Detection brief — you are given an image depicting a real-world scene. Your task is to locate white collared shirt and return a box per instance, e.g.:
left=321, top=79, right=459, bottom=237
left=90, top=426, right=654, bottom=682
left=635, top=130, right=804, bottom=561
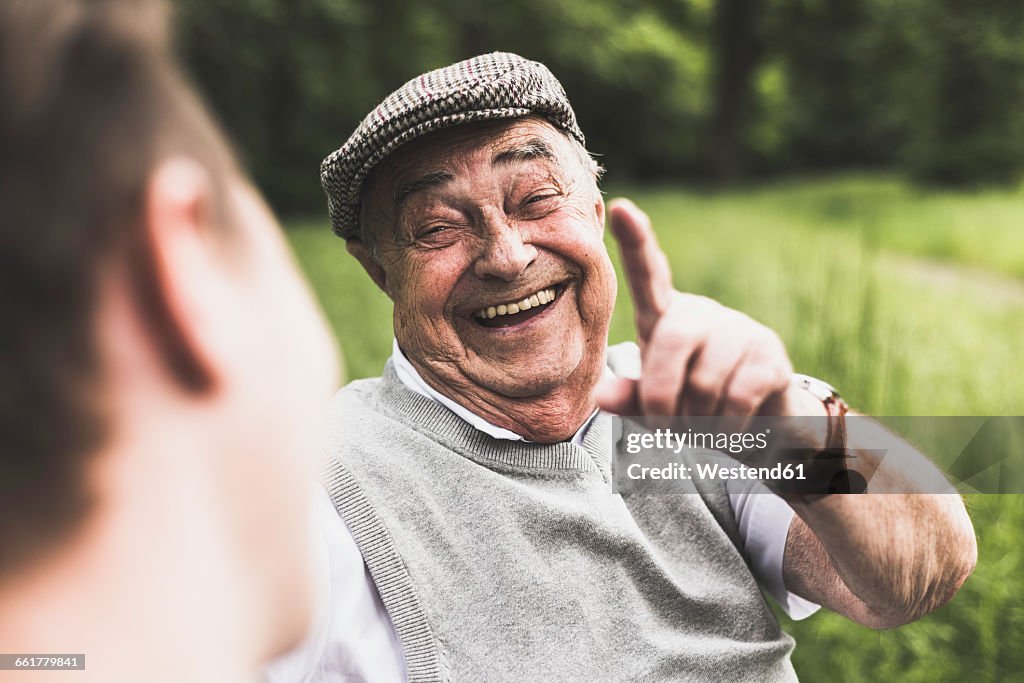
left=263, top=342, right=818, bottom=683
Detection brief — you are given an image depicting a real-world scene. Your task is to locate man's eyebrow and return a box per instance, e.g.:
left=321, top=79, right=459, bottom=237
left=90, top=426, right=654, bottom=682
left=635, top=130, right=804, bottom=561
left=394, top=170, right=455, bottom=205
left=492, top=138, right=556, bottom=166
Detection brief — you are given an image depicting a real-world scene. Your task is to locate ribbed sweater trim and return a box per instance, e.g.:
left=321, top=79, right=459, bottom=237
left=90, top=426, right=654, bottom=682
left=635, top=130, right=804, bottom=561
left=371, top=361, right=613, bottom=478
left=320, top=459, right=448, bottom=683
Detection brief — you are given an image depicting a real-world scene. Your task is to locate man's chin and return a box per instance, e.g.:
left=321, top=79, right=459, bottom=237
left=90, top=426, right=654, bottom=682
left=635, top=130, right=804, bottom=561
left=472, top=369, right=570, bottom=399
left=460, top=339, right=595, bottom=399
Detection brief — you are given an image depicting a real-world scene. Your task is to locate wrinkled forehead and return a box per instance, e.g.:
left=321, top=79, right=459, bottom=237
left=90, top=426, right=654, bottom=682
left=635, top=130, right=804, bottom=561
left=363, top=116, right=575, bottom=211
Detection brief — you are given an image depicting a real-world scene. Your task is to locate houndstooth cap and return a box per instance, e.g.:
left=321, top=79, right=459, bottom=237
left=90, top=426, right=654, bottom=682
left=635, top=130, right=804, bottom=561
left=320, top=52, right=585, bottom=241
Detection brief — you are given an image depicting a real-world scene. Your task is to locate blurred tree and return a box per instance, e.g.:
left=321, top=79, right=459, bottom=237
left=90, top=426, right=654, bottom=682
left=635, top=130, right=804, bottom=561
left=763, top=0, right=907, bottom=172
left=898, top=0, right=1024, bottom=185
left=708, top=0, right=764, bottom=182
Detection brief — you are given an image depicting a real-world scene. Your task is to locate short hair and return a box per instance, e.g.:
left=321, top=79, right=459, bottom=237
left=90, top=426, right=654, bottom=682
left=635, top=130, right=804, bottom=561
left=357, top=121, right=604, bottom=253
left=0, top=0, right=239, bottom=577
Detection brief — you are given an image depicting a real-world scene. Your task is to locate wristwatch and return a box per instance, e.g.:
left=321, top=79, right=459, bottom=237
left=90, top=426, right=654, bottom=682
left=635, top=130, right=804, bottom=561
left=792, top=373, right=848, bottom=453
left=785, top=374, right=864, bottom=499
left=793, top=373, right=840, bottom=404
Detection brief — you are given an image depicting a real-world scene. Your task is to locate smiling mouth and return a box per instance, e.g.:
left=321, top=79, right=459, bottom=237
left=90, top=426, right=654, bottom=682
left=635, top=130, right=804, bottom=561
left=474, top=284, right=563, bottom=328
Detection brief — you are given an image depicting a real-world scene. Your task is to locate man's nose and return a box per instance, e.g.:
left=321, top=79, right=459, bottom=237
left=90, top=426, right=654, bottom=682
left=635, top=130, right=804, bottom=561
left=473, top=219, right=537, bottom=281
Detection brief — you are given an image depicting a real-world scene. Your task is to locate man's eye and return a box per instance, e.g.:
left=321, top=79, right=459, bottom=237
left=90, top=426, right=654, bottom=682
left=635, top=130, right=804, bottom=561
left=420, top=225, right=449, bottom=237
left=526, top=193, right=558, bottom=205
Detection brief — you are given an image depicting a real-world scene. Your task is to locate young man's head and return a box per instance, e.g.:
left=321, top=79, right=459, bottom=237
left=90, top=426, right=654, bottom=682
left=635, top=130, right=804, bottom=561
left=0, top=0, right=339, bottom=675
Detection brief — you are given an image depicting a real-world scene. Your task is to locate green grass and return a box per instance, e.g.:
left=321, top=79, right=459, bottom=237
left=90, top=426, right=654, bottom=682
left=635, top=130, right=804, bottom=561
left=633, top=174, right=1024, bottom=279
left=288, top=174, right=1024, bottom=682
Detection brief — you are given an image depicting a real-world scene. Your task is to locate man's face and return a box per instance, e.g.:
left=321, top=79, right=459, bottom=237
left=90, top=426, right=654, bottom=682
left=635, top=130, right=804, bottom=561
left=212, top=178, right=340, bottom=653
left=362, top=117, right=616, bottom=436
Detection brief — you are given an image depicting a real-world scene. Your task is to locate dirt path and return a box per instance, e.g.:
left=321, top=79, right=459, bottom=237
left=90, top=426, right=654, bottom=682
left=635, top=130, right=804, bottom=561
left=878, top=251, right=1024, bottom=307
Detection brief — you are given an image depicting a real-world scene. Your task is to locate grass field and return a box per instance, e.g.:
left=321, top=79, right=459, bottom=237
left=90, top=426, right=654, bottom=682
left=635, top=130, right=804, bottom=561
left=288, top=174, right=1024, bottom=682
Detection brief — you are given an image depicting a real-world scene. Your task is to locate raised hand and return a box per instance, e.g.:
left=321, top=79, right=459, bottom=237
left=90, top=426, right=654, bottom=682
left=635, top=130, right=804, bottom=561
left=595, top=198, right=811, bottom=420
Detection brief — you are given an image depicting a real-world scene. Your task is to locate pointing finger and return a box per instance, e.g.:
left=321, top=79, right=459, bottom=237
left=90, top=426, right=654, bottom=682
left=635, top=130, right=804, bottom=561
left=608, top=198, right=673, bottom=340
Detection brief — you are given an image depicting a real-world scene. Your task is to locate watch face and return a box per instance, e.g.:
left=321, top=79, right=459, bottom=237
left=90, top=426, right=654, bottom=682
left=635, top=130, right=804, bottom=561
left=795, top=374, right=839, bottom=401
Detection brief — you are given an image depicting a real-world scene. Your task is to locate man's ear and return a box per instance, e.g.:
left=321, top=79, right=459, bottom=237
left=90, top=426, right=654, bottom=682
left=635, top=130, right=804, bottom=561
left=130, top=157, right=227, bottom=392
left=346, top=239, right=391, bottom=298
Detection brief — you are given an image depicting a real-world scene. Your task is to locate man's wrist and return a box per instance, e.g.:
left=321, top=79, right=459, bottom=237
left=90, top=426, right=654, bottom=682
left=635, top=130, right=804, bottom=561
left=774, top=374, right=860, bottom=502
left=792, top=374, right=849, bottom=453
left=776, top=376, right=829, bottom=451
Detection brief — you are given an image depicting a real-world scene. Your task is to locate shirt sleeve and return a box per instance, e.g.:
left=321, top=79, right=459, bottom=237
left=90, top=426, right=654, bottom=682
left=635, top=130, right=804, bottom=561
left=727, top=481, right=821, bottom=620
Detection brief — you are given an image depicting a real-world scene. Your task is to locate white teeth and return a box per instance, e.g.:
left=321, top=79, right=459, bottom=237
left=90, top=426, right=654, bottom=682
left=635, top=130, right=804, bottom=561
left=476, top=287, right=558, bottom=320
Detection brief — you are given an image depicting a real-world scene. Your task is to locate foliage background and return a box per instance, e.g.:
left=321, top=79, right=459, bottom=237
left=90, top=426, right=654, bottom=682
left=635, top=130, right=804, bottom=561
left=176, top=0, right=1024, bottom=214
left=173, top=2, right=1024, bottom=680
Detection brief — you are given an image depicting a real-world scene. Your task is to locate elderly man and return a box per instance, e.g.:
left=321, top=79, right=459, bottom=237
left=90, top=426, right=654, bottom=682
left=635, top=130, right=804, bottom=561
left=280, top=53, right=976, bottom=682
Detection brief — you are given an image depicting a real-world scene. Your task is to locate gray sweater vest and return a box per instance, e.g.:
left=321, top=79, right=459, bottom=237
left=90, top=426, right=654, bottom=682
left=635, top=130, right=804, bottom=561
left=322, top=363, right=798, bottom=682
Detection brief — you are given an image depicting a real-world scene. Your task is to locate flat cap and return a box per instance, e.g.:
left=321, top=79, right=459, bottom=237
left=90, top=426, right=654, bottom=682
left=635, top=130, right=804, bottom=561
left=320, top=52, right=585, bottom=240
